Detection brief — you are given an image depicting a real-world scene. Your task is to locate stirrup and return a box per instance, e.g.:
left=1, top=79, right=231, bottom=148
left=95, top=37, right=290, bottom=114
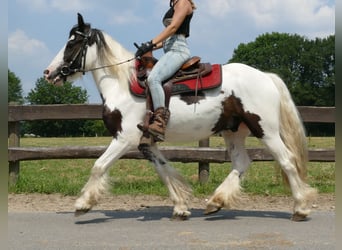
left=146, top=129, right=163, bottom=142
left=137, top=120, right=165, bottom=141
left=138, top=134, right=155, bottom=147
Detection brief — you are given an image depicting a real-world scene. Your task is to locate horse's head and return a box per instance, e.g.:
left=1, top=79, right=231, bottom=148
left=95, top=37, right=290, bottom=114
left=44, top=13, right=100, bottom=85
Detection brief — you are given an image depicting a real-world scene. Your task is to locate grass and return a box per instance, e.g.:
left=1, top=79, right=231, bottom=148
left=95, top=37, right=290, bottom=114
left=9, top=136, right=335, bottom=197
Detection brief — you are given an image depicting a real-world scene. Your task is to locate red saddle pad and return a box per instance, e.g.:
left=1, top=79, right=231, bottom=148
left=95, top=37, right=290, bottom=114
left=130, top=64, right=222, bottom=97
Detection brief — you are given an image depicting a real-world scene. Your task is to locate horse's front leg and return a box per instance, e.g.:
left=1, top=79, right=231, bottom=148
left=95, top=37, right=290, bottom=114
left=74, top=138, right=132, bottom=216
left=139, top=144, right=193, bottom=220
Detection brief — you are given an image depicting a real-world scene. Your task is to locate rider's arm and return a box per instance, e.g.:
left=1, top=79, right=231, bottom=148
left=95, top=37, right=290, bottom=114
left=151, top=0, right=192, bottom=47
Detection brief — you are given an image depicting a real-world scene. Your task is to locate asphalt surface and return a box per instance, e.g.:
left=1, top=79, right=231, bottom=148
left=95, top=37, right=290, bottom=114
left=9, top=207, right=335, bottom=250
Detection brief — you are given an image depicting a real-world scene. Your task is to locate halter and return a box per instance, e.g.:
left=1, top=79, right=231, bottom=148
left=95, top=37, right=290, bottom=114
left=59, top=28, right=135, bottom=80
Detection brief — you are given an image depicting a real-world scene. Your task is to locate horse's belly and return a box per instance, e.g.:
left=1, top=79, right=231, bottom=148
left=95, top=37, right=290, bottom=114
left=165, top=99, right=222, bottom=142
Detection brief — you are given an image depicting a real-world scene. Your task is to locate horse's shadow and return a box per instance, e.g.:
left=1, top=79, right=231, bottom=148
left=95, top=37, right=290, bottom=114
left=70, top=206, right=295, bottom=225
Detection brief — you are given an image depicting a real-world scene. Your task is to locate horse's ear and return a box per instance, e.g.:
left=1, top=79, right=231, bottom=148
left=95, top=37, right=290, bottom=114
left=77, top=13, right=85, bottom=29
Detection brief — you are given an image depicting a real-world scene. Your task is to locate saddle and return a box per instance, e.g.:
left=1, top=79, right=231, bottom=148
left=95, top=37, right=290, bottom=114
left=130, top=55, right=222, bottom=100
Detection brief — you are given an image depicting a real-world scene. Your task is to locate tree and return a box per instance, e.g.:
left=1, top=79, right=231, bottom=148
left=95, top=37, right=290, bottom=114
left=229, top=33, right=335, bottom=106
left=81, top=120, right=110, bottom=137
left=26, top=77, right=88, bottom=105
left=8, top=69, right=24, bottom=104
left=229, top=32, right=335, bottom=135
left=25, top=77, right=90, bottom=137
left=290, top=36, right=335, bottom=107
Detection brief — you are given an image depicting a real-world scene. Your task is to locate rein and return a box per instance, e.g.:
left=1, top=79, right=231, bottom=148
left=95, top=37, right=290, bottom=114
left=80, top=57, right=136, bottom=73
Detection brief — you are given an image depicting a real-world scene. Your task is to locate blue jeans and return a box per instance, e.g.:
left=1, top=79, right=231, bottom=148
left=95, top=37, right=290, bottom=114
left=147, top=34, right=191, bottom=109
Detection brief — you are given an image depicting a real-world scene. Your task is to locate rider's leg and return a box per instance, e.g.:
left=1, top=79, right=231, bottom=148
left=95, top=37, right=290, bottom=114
left=147, top=35, right=190, bottom=140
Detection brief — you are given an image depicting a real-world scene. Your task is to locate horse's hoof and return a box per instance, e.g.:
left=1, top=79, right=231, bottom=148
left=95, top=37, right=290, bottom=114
left=171, top=214, right=189, bottom=221
left=171, top=209, right=191, bottom=221
left=171, top=211, right=191, bottom=221
left=291, top=212, right=308, bottom=221
left=204, top=204, right=222, bottom=215
left=74, top=209, right=90, bottom=217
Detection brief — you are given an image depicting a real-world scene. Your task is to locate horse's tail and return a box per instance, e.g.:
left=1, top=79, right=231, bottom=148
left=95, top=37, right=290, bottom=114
left=267, top=73, right=308, bottom=183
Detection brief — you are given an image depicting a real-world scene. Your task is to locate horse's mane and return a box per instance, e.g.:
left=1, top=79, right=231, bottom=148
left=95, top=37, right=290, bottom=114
left=90, top=29, right=135, bottom=85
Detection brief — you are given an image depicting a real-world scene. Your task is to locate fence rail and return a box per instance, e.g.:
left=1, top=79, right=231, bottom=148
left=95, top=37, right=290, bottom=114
left=8, top=146, right=335, bottom=162
left=8, top=104, right=335, bottom=185
left=8, top=104, right=336, bottom=122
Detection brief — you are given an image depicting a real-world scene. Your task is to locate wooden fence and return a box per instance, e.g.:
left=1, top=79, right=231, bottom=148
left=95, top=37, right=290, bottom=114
left=8, top=104, right=335, bottom=185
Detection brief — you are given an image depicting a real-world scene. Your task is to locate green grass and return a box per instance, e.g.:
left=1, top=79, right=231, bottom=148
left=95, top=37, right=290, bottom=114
left=9, top=136, right=335, bottom=197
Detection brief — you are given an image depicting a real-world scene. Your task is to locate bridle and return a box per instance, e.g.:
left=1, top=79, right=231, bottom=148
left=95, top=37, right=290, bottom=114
left=59, top=30, right=91, bottom=80
left=58, top=28, right=136, bottom=81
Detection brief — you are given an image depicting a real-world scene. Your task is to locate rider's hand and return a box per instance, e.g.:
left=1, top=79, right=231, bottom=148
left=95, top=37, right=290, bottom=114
left=134, top=41, right=155, bottom=58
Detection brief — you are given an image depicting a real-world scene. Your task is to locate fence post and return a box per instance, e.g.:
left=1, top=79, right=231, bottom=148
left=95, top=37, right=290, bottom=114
left=8, top=121, right=20, bottom=186
left=198, top=138, right=210, bottom=183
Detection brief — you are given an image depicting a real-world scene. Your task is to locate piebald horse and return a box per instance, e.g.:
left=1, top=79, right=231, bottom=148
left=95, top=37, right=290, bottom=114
left=44, top=13, right=317, bottom=221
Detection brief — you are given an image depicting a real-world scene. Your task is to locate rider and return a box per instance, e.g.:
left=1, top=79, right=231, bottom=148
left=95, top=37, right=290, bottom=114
left=135, top=0, right=196, bottom=141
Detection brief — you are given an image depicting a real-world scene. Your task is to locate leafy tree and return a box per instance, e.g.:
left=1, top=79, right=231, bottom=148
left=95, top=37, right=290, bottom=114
left=229, top=32, right=335, bottom=135
left=8, top=69, right=24, bottom=104
left=26, top=77, right=88, bottom=104
left=81, top=120, right=110, bottom=137
left=229, top=33, right=335, bottom=106
left=25, top=77, right=90, bottom=137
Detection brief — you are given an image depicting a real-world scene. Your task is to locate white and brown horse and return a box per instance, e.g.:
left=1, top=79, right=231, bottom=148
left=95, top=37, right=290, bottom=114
left=44, top=13, right=316, bottom=220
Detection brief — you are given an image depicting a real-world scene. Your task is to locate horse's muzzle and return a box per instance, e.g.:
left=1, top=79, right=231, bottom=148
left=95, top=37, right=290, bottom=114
left=43, top=68, right=63, bottom=85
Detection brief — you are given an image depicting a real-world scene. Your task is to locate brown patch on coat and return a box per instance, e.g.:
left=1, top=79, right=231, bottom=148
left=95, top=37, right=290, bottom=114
left=179, top=92, right=206, bottom=105
left=212, top=94, right=264, bottom=138
left=102, top=105, right=123, bottom=138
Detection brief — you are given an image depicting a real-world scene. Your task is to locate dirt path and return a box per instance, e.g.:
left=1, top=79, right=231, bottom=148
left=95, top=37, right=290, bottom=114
left=8, top=193, right=335, bottom=213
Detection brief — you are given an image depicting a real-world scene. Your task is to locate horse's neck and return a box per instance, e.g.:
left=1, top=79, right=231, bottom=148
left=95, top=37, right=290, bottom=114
left=92, top=33, right=136, bottom=105
left=92, top=68, right=130, bottom=104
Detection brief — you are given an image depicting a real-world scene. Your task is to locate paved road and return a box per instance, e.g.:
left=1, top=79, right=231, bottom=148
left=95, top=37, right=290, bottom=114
left=9, top=207, right=335, bottom=250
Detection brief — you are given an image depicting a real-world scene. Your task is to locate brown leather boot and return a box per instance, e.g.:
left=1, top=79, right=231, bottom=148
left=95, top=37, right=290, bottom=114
left=148, top=107, right=170, bottom=141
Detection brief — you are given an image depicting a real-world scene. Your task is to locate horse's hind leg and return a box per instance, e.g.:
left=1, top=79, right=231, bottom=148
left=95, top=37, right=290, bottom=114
left=205, top=125, right=251, bottom=214
left=261, top=135, right=317, bottom=221
left=139, top=144, right=192, bottom=220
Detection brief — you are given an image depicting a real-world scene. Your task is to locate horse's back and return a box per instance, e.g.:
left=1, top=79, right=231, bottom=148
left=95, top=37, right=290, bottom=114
left=222, top=62, right=275, bottom=88
left=221, top=63, right=281, bottom=107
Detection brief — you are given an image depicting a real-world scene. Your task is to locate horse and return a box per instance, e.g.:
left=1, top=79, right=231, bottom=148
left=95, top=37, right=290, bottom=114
left=44, top=13, right=317, bottom=221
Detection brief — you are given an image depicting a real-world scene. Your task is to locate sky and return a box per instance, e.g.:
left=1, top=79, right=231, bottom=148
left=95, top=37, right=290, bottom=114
left=8, top=0, right=335, bottom=103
